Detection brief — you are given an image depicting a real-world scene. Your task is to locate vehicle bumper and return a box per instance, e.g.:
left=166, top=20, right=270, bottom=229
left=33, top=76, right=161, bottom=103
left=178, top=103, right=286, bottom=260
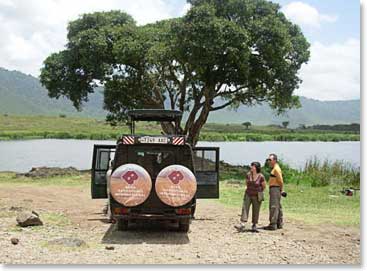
left=113, top=213, right=191, bottom=221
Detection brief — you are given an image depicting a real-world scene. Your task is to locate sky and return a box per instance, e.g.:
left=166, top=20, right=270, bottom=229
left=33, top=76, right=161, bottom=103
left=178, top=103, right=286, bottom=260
left=0, top=0, right=360, bottom=101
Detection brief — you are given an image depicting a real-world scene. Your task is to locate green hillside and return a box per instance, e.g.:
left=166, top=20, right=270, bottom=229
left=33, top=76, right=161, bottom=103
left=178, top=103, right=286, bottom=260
left=0, top=67, right=360, bottom=126
left=0, top=68, right=107, bottom=118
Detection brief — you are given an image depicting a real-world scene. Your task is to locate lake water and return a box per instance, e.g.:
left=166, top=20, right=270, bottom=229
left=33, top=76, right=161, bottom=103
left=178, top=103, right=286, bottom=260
left=0, top=139, right=360, bottom=172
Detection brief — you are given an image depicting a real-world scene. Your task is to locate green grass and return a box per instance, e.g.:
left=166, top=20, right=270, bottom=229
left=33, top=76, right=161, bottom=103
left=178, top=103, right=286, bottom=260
left=42, top=212, right=72, bottom=227
left=302, top=157, right=360, bottom=187
left=0, top=114, right=360, bottom=141
left=220, top=159, right=360, bottom=227
left=219, top=182, right=360, bottom=227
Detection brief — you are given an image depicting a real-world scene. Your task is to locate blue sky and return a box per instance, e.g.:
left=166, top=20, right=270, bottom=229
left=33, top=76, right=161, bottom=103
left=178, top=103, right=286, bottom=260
left=275, top=0, right=360, bottom=43
left=0, top=0, right=360, bottom=101
left=168, top=0, right=360, bottom=43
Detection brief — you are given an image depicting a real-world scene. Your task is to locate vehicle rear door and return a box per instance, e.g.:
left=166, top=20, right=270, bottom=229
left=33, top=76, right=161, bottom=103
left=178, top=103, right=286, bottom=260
left=91, top=145, right=116, bottom=199
left=192, top=147, right=220, bottom=198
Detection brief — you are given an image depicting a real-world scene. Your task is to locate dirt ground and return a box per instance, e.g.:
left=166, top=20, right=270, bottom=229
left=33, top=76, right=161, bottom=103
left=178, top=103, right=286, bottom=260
left=0, top=184, right=360, bottom=265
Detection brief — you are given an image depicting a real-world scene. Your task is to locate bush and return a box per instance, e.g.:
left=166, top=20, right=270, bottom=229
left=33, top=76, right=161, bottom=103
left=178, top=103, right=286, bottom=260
left=302, top=158, right=360, bottom=187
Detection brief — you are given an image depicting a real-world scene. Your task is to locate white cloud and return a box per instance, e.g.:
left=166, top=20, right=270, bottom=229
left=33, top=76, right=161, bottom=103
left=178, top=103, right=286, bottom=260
left=180, top=3, right=191, bottom=16
left=0, top=0, right=176, bottom=76
left=296, top=39, right=360, bottom=101
left=281, top=1, right=338, bottom=28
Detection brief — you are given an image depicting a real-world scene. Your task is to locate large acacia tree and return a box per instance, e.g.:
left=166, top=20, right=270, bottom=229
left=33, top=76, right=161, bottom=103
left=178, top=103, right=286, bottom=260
left=40, top=0, right=310, bottom=145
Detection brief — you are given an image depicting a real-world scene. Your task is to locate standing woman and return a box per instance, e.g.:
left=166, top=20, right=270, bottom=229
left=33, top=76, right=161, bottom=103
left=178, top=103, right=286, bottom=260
left=235, top=162, right=266, bottom=232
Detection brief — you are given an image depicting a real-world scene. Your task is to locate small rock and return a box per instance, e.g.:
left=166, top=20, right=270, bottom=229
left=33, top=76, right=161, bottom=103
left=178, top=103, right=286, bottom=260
left=105, top=246, right=115, bottom=250
left=281, top=232, right=284, bottom=236
left=48, top=238, right=86, bottom=248
left=10, top=238, right=19, bottom=245
left=16, top=211, right=43, bottom=227
left=196, top=254, right=201, bottom=258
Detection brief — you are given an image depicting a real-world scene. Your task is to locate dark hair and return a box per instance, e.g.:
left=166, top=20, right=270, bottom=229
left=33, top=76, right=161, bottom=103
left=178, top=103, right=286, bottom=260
left=250, top=162, right=261, bottom=173
left=269, top=154, right=278, bottom=162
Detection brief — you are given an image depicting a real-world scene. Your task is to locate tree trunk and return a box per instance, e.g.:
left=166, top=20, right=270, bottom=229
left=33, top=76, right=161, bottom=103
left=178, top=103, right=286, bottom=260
left=187, top=104, right=210, bottom=146
left=160, top=122, right=176, bottom=135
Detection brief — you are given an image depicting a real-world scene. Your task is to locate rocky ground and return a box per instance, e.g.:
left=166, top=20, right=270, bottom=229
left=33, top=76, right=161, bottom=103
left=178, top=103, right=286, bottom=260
left=0, top=184, right=360, bottom=264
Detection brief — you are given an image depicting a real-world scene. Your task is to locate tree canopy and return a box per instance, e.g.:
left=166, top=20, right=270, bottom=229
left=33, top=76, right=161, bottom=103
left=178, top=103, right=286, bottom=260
left=40, top=0, right=310, bottom=145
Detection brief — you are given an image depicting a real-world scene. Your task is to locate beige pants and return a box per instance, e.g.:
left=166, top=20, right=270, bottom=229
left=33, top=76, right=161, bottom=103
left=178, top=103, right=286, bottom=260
left=269, top=186, right=283, bottom=226
left=240, top=194, right=261, bottom=224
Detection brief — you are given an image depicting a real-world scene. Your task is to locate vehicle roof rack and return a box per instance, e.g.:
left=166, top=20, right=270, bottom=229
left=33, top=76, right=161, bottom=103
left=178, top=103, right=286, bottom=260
left=128, top=109, right=182, bottom=122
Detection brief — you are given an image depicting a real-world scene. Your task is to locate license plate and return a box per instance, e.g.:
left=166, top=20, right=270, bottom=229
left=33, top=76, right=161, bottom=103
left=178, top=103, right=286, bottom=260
left=138, top=136, right=168, bottom=144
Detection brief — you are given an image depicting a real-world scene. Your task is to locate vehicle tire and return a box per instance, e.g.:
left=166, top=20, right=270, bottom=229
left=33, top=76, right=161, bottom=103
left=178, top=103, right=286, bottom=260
left=117, top=219, right=128, bottom=231
left=178, top=219, right=190, bottom=232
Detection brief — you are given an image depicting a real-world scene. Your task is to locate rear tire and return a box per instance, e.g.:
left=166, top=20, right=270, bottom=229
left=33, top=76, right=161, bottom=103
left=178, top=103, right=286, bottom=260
left=117, top=219, right=128, bottom=231
left=178, top=219, right=190, bottom=232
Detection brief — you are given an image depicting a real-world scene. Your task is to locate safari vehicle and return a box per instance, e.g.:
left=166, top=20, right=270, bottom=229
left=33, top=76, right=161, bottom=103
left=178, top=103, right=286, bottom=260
left=91, top=110, right=219, bottom=232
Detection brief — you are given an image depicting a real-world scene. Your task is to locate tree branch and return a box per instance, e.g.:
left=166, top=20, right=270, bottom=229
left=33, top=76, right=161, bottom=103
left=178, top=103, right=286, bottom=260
left=210, top=100, right=234, bottom=111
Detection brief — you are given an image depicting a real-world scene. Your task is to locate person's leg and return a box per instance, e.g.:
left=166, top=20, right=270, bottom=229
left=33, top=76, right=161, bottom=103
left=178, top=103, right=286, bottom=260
left=241, top=194, right=251, bottom=223
left=251, top=197, right=261, bottom=231
left=268, top=187, right=281, bottom=229
left=277, top=201, right=283, bottom=228
left=236, top=194, right=251, bottom=231
left=251, top=197, right=260, bottom=224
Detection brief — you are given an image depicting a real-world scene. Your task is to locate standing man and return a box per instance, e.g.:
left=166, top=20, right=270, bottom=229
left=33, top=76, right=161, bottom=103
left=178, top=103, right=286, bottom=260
left=265, top=154, right=283, bottom=230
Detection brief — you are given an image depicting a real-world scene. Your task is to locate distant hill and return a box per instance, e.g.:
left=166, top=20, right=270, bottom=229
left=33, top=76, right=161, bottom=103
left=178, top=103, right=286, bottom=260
left=0, top=67, right=360, bottom=126
left=207, top=97, right=360, bottom=127
left=0, top=67, right=107, bottom=118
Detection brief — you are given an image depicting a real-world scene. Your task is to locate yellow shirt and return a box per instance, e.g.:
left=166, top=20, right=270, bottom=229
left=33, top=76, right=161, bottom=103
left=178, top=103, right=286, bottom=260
left=269, top=163, right=283, bottom=189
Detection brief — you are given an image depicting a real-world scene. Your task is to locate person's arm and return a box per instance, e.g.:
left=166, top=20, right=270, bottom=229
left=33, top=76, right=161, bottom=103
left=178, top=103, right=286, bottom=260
left=274, top=168, right=283, bottom=191
left=261, top=175, right=266, bottom=190
left=245, top=173, right=250, bottom=187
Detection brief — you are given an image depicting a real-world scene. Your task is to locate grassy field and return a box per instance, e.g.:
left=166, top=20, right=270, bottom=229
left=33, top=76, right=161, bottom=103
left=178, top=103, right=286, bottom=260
left=220, top=182, right=360, bottom=227
left=0, top=114, right=360, bottom=141
left=219, top=158, right=360, bottom=227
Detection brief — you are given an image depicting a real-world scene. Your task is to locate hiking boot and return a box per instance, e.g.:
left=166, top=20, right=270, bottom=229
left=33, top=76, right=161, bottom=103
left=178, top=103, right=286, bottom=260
left=234, top=223, right=246, bottom=232
left=264, top=224, right=277, bottom=231
left=251, top=224, right=258, bottom=232
left=277, top=224, right=283, bottom=229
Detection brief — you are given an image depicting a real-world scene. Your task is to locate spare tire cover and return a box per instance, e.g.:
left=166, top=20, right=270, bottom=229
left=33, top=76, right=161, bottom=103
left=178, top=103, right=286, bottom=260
left=155, top=165, right=197, bottom=207
left=110, top=164, right=152, bottom=207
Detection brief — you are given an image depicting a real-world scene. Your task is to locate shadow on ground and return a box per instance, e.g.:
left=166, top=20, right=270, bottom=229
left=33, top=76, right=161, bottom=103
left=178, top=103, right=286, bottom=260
left=101, top=221, right=190, bottom=245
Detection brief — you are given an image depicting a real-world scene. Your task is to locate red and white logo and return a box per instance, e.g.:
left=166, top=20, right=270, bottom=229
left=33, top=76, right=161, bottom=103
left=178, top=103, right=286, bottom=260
left=172, top=137, right=184, bottom=145
left=168, top=171, right=184, bottom=184
left=123, top=136, right=135, bottom=145
left=122, top=171, right=139, bottom=184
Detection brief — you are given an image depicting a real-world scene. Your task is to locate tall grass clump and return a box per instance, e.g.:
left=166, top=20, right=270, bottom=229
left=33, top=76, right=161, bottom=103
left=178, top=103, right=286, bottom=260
left=302, top=157, right=360, bottom=187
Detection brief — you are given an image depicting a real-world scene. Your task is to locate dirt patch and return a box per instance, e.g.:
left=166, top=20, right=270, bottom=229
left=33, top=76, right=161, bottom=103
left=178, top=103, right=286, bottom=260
left=0, top=184, right=360, bottom=264
left=15, top=167, right=87, bottom=178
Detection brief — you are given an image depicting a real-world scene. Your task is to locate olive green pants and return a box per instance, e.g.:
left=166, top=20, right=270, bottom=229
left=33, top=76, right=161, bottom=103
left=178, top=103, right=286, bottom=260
left=269, top=186, right=283, bottom=227
left=240, top=194, right=261, bottom=224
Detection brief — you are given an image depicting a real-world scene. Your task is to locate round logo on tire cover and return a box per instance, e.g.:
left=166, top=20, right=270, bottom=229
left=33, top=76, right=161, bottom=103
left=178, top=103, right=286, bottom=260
left=110, top=164, right=152, bottom=207
left=155, top=165, right=197, bottom=207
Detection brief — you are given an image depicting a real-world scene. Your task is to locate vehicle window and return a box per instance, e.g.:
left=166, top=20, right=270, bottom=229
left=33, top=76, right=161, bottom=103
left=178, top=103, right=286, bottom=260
left=95, top=149, right=114, bottom=170
left=193, top=149, right=216, bottom=171
left=132, top=150, right=175, bottom=177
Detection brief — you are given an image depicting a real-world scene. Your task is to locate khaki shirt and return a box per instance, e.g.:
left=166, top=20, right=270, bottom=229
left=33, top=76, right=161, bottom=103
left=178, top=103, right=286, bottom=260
left=269, top=163, right=283, bottom=190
